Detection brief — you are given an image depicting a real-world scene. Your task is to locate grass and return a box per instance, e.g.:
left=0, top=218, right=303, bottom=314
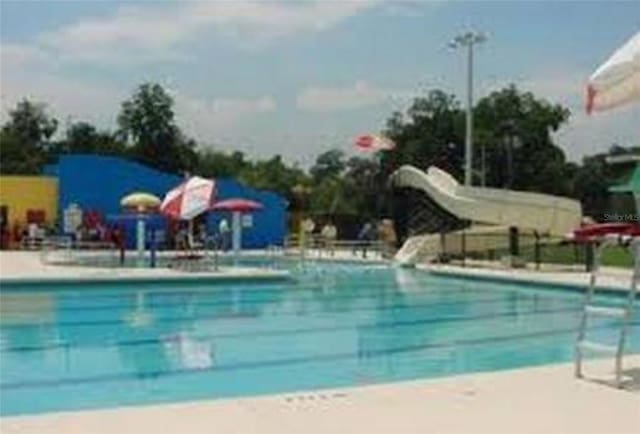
left=529, top=244, right=633, bottom=268
left=464, top=241, right=634, bottom=269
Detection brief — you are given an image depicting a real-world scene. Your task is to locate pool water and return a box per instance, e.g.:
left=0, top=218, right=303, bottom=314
left=1, top=261, right=638, bottom=415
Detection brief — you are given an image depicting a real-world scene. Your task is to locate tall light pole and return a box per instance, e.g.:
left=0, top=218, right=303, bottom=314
left=449, top=31, right=487, bottom=186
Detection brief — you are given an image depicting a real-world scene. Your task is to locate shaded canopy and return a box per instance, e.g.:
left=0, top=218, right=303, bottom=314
left=211, top=198, right=263, bottom=212
left=120, top=192, right=161, bottom=211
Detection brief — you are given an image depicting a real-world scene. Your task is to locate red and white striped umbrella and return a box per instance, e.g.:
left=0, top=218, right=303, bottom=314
left=354, top=134, right=396, bottom=152
left=160, top=176, right=216, bottom=220
left=586, top=31, right=640, bottom=114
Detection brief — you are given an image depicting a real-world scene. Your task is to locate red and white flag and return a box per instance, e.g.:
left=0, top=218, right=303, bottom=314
left=354, top=134, right=396, bottom=152
left=160, top=176, right=216, bottom=220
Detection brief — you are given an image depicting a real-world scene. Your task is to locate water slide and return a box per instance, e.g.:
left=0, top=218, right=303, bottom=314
left=390, top=165, right=582, bottom=265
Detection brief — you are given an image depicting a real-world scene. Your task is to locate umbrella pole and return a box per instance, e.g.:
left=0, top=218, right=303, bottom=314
left=136, top=216, right=145, bottom=265
left=232, top=211, right=241, bottom=255
left=188, top=219, right=194, bottom=249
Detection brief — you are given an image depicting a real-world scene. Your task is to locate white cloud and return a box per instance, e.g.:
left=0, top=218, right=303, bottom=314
left=297, top=80, right=411, bottom=112
left=175, top=93, right=277, bottom=141
left=31, top=1, right=378, bottom=64
left=381, top=0, right=437, bottom=17
left=554, top=105, right=640, bottom=159
left=512, top=72, right=640, bottom=159
left=0, top=43, right=50, bottom=70
left=0, top=72, right=277, bottom=146
left=0, top=74, right=123, bottom=129
left=479, top=70, right=639, bottom=160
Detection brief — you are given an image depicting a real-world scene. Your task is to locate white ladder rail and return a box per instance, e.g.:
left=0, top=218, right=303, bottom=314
left=574, top=236, right=639, bottom=387
left=615, top=239, right=639, bottom=382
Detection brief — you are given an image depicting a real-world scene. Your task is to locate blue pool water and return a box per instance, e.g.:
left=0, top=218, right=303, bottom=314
left=1, top=260, right=638, bottom=415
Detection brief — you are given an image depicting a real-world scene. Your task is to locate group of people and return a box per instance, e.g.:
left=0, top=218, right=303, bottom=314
left=299, top=217, right=397, bottom=258
left=356, top=219, right=397, bottom=258
left=173, top=218, right=232, bottom=251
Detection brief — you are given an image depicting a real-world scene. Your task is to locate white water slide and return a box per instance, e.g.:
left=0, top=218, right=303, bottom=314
left=391, top=165, right=582, bottom=265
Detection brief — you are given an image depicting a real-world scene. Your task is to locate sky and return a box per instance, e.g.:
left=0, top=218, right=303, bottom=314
left=1, top=0, right=638, bottom=167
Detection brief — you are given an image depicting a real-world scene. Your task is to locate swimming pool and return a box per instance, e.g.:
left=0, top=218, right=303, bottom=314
left=1, top=261, right=638, bottom=415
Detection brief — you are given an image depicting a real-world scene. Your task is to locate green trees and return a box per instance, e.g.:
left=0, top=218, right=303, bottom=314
left=0, top=100, right=58, bottom=174
left=239, top=156, right=309, bottom=200
left=382, top=90, right=465, bottom=179
left=0, top=82, right=636, bottom=226
left=53, top=122, right=126, bottom=156
left=307, top=149, right=380, bottom=218
left=382, top=85, right=575, bottom=197
left=197, top=151, right=309, bottom=202
left=117, top=83, right=197, bottom=173
left=197, top=150, right=249, bottom=178
left=473, top=85, right=572, bottom=195
left=310, top=149, right=347, bottom=183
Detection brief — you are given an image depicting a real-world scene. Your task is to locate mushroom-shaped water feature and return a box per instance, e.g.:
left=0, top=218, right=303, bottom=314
left=120, top=192, right=161, bottom=264
left=210, top=198, right=263, bottom=255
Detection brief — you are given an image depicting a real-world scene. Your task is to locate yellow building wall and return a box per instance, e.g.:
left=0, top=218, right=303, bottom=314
left=0, top=176, right=58, bottom=227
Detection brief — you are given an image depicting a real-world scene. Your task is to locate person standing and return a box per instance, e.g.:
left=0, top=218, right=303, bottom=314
left=218, top=218, right=230, bottom=251
left=380, top=219, right=397, bottom=259
left=357, top=222, right=374, bottom=258
left=321, top=221, right=338, bottom=256
left=299, top=218, right=315, bottom=257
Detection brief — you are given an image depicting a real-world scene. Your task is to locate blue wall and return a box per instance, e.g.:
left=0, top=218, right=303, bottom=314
left=44, top=155, right=287, bottom=248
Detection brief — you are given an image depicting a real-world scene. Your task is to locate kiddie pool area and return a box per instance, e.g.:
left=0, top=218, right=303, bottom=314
left=1, top=257, right=638, bottom=416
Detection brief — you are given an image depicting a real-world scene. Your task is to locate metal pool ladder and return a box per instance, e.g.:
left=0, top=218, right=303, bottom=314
left=575, top=236, right=639, bottom=387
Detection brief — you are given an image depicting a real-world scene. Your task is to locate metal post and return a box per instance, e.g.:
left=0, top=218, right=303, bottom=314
left=465, top=42, right=473, bottom=186
left=150, top=230, right=156, bottom=268
left=440, top=231, right=447, bottom=263
left=509, top=226, right=519, bottom=267
left=461, top=229, right=466, bottom=268
left=507, top=134, right=514, bottom=189
left=450, top=31, right=486, bottom=186
left=585, top=242, right=595, bottom=272
left=232, top=211, right=241, bottom=255
left=119, top=240, right=125, bottom=266
left=481, top=143, right=486, bottom=187
left=213, top=237, right=219, bottom=271
left=534, top=231, right=541, bottom=270
left=136, top=217, right=145, bottom=263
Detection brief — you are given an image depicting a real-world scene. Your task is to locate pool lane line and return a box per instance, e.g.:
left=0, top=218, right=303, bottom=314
left=0, top=289, right=583, bottom=333
left=0, top=281, right=503, bottom=313
left=0, top=267, right=392, bottom=296
left=2, top=321, right=637, bottom=391
left=0, top=277, right=570, bottom=316
left=0, top=304, right=590, bottom=354
left=0, top=274, right=488, bottom=305
left=2, top=270, right=600, bottom=315
left=1, top=266, right=585, bottom=304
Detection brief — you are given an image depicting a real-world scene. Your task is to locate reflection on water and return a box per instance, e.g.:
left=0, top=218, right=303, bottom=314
left=0, top=293, right=56, bottom=326
left=1, top=263, right=638, bottom=416
left=164, top=332, right=215, bottom=370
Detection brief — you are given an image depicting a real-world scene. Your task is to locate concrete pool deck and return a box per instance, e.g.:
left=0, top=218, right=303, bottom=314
left=423, top=262, right=635, bottom=293
left=0, top=251, right=290, bottom=284
left=1, top=250, right=636, bottom=293
left=1, top=357, right=639, bottom=434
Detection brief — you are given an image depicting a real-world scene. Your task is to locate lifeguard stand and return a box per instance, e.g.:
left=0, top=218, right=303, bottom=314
left=607, top=154, right=640, bottom=217
left=574, top=154, right=640, bottom=387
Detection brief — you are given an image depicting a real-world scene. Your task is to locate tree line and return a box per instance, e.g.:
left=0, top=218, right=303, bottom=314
left=0, top=82, right=636, bottom=222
